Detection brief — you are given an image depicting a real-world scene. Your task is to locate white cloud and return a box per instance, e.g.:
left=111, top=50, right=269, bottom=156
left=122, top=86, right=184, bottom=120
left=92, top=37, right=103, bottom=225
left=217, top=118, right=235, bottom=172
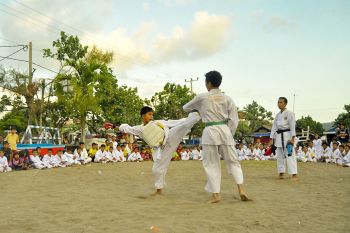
left=263, top=16, right=298, bottom=33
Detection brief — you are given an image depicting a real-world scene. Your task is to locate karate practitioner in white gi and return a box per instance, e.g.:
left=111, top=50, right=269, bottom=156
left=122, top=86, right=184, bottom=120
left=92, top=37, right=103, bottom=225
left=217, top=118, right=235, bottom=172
left=183, top=70, right=249, bottom=203
left=269, top=97, right=298, bottom=180
left=119, top=106, right=201, bottom=196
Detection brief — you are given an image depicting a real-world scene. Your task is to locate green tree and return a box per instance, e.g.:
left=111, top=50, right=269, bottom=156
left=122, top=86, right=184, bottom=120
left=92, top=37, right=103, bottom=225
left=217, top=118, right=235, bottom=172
left=243, top=101, right=273, bottom=131
left=147, top=83, right=203, bottom=138
left=334, top=104, right=350, bottom=127
left=296, top=116, right=324, bottom=135
left=44, top=31, right=115, bottom=142
left=0, top=109, right=27, bottom=133
left=0, top=66, right=40, bottom=125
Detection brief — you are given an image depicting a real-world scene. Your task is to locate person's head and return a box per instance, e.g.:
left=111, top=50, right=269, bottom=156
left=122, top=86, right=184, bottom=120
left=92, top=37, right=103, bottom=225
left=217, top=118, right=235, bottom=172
left=92, top=143, right=98, bottom=149
left=33, top=150, right=39, bottom=156
left=76, top=147, right=82, bottom=154
left=133, top=147, right=138, bottom=153
left=339, top=145, right=344, bottom=153
left=315, top=134, right=319, bottom=139
left=332, top=142, right=339, bottom=150
left=11, top=128, right=16, bottom=134
left=117, top=145, right=121, bottom=151
left=309, top=141, right=314, bottom=147
left=205, top=71, right=222, bottom=91
left=322, top=142, right=328, bottom=149
left=66, top=148, right=72, bottom=154
left=259, top=144, right=264, bottom=149
left=36, top=147, right=41, bottom=154
left=278, top=97, right=288, bottom=111
left=238, top=143, right=243, bottom=149
left=79, top=142, right=85, bottom=149
left=100, top=144, right=106, bottom=151
left=57, top=150, right=63, bottom=155
left=302, top=146, right=308, bottom=152
left=121, top=144, right=125, bottom=150
left=140, top=106, right=154, bottom=124
left=47, top=149, right=53, bottom=156
left=340, top=123, right=345, bottom=130
left=344, top=145, right=350, bottom=153
left=0, top=150, right=4, bottom=157
left=13, top=152, right=19, bottom=160
left=109, top=146, right=113, bottom=152
left=3, top=141, right=9, bottom=148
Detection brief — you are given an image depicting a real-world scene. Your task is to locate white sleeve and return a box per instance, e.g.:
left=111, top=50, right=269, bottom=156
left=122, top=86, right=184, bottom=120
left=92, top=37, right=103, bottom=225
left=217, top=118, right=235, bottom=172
left=270, top=118, right=277, bottom=139
left=227, top=97, right=239, bottom=136
left=162, top=118, right=187, bottom=128
left=119, top=124, right=142, bottom=137
left=183, top=95, right=201, bottom=112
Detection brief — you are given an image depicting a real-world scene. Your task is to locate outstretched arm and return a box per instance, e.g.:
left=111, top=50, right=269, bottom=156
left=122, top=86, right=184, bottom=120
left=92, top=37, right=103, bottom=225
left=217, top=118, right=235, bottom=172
left=119, top=124, right=142, bottom=137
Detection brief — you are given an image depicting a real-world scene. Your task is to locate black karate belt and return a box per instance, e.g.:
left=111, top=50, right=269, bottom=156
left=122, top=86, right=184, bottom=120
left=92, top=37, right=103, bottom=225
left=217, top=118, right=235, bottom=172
left=276, top=129, right=291, bottom=153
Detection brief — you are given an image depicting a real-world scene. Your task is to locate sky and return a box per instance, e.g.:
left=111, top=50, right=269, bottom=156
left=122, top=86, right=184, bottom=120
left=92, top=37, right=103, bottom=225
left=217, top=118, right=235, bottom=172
left=0, top=0, right=349, bottom=123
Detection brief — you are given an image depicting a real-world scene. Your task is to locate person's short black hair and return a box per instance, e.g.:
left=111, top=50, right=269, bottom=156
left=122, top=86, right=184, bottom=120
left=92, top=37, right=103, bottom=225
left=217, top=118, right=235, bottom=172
left=36, top=147, right=41, bottom=150
left=100, top=144, right=106, bottom=148
left=333, top=141, right=339, bottom=145
left=79, top=142, right=85, bottom=145
left=322, top=141, right=328, bottom=146
left=279, top=97, right=288, bottom=104
left=339, top=145, right=344, bottom=149
left=3, top=141, right=9, bottom=145
left=48, top=149, right=52, bottom=152
left=205, top=71, right=222, bottom=87
left=140, top=106, right=154, bottom=116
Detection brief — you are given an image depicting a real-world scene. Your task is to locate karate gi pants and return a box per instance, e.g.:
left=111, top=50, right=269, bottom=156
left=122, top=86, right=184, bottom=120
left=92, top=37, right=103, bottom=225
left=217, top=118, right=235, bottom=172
left=276, top=147, right=298, bottom=174
left=201, top=145, right=244, bottom=193
left=152, top=113, right=200, bottom=189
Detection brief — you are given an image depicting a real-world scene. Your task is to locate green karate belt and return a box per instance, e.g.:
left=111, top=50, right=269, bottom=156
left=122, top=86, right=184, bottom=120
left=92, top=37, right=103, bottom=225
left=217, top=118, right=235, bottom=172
left=204, top=120, right=228, bottom=127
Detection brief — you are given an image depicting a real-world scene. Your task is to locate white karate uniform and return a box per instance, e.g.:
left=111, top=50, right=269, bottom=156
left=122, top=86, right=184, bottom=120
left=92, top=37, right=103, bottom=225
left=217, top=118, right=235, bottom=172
left=237, top=148, right=247, bottom=161
left=30, top=155, right=47, bottom=169
left=342, top=151, right=350, bottom=167
left=51, top=154, right=66, bottom=167
left=192, top=149, right=200, bottom=160
left=244, top=148, right=254, bottom=160
left=297, top=151, right=312, bottom=162
left=120, top=112, right=201, bottom=189
left=75, top=148, right=92, bottom=164
left=329, top=148, right=341, bottom=163
left=0, top=156, right=12, bottom=172
left=317, top=147, right=331, bottom=162
left=183, top=89, right=244, bottom=193
left=42, top=154, right=54, bottom=168
left=270, top=109, right=298, bottom=175
left=94, top=149, right=108, bottom=163
left=116, top=150, right=126, bottom=162
left=181, top=151, right=190, bottom=161
left=128, top=152, right=143, bottom=162
left=313, top=139, right=323, bottom=159
left=59, top=153, right=71, bottom=166
left=65, top=152, right=81, bottom=165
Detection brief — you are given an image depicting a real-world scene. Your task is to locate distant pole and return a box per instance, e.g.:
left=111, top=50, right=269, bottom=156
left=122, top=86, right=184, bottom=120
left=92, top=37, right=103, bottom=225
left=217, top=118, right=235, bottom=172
left=185, top=77, right=199, bottom=92
left=292, top=94, right=296, bottom=113
left=28, top=42, right=32, bottom=84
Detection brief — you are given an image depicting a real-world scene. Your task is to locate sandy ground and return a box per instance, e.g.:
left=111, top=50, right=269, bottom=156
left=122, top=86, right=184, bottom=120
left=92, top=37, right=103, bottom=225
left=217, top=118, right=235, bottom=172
left=0, top=160, right=349, bottom=233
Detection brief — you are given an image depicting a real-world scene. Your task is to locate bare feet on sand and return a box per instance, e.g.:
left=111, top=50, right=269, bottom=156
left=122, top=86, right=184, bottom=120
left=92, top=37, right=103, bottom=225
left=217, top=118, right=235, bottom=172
left=207, top=193, right=221, bottom=204
left=150, top=189, right=162, bottom=196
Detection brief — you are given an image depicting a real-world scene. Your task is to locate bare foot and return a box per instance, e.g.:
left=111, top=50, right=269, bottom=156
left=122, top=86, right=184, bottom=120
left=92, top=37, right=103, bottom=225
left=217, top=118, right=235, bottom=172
left=150, top=189, right=162, bottom=196
left=240, top=193, right=251, bottom=201
left=291, top=175, right=299, bottom=181
left=279, top=173, right=285, bottom=179
left=207, top=193, right=221, bottom=204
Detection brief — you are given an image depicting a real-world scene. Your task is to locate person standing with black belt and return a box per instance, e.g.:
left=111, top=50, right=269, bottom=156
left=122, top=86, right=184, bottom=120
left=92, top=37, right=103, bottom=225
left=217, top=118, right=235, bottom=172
left=269, top=97, right=298, bottom=180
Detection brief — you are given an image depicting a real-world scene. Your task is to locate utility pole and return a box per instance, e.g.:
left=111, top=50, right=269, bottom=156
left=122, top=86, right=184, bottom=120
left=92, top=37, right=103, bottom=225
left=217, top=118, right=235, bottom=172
left=292, top=94, right=296, bottom=113
left=185, top=77, right=199, bottom=92
left=28, top=42, right=32, bottom=84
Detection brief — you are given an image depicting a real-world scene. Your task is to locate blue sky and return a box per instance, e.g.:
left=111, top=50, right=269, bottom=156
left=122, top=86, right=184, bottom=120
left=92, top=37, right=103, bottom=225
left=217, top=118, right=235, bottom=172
left=0, top=0, right=349, bottom=122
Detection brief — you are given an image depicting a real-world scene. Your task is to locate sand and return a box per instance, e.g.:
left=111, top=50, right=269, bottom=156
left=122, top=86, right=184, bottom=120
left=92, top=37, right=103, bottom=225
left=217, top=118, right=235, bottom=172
left=0, top=161, right=349, bottom=233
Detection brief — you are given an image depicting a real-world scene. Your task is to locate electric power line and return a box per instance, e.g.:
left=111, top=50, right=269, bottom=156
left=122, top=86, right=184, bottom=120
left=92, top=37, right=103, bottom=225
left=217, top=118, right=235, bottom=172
left=0, top=46, right=27, bottom=62
left=0, top=55, right=59, bottom=74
